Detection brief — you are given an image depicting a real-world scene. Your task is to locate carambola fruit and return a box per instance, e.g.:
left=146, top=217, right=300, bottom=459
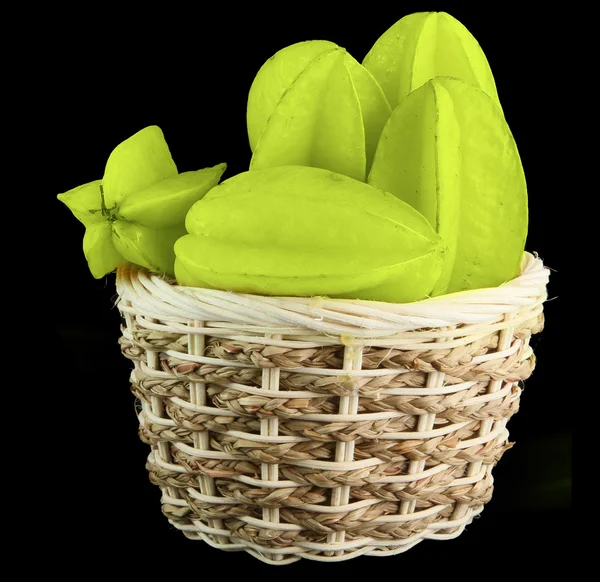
left=363, top=11, right=501, bottom=111
left=57, top=126, right=226, bottom=278
left=248, top=41, right=391, bottom=181
left=247, top=40, right=338, bottom=152
left=175, top=165, right=446, bottom=303
left=368, top=77, right=527, bottom=294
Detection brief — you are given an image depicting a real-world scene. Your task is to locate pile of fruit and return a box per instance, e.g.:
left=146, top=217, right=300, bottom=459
left=58, top=12, right=528, bottom=303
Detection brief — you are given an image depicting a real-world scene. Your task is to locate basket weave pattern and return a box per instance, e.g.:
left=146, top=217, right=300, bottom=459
left=116, top=253, right=548, bottom=564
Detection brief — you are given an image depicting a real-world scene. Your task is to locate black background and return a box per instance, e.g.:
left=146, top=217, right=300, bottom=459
left=46, top=2, right=568, bottom=574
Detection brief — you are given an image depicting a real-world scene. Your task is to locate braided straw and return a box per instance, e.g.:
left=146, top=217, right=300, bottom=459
left=116, top=252, right=549, bottom=564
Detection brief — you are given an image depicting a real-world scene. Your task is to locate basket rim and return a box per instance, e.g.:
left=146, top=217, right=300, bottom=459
left=115, top=251, right=549, bottom=338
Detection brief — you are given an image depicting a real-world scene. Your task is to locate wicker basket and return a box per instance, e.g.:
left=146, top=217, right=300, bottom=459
left=115, top=251, right=549, bottom=564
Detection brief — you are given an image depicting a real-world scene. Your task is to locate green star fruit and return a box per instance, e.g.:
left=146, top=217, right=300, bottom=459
left=103, top=125, right=178, bottom=208
left=112, top=221, right=187, bottom=276
left=363, top=12, right=501, bottom=111
left=248, top=41, right=391, bottom=180
left=57, top=180, right=105, bottom=226
left=57, top=125, right=227, bottom=279
left=368, top=77, right=527, bottom=295
left=83, top=222, right=125, bottom=279
left=176, top=166, right=446, bottom=303
left=247, top=40, right=338, bottom=152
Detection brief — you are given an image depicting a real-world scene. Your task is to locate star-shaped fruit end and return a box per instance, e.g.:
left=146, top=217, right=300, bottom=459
left=57, top=126, right=227, bottom=279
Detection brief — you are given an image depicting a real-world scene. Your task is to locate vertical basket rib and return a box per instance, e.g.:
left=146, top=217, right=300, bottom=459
left=116, top=253, right=549, bottom=564
left=325, top=341, right=363, bottom=556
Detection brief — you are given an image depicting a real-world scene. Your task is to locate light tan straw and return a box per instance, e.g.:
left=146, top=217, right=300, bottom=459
left=115, top=252, right=549, bottom=564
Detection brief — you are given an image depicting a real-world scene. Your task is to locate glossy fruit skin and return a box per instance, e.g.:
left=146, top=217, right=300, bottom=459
left=248, top=41, right=390, bottom=180
left=363, top=12, right=501, bottom=111
left=175, top=166, right=446, bottom=303
left=369, top=77, right=527, bottom=294
left=57, top=126, right=226, bottom=278
left=247, top=40, right=338, bottom=153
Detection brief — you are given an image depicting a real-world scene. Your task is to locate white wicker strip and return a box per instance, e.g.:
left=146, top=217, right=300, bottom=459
left=116, top=252, right=549, bottom=564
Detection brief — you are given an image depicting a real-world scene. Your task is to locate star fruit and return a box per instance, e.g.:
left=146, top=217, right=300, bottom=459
left=248, top=40, right=391, bottom=181
left=175, top=166, right=446, bottom=303
left=57, top=126, right=226, bottom=278
left=368, top=77, right=528, bottom=295
left=363, top=11, right=501, bottom=111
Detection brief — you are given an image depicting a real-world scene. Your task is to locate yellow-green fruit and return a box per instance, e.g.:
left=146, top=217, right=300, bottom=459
left=248, top=41, right=390, bottom=179
left=363, top=11, right=501, bottom=111
left=58, top=126, right=227, bottom=278
left=247, top=40, right=338, bottom=152
left=368, top=77, right=527, bottom=294
left=83, top=222, right=125, bottom=279
left=176, top=166, right=446, bottom=303
left=118, top=164, right=227, bottom=227
left=112, top=221, right=187, bottom=275
left=103, top=126, right=178, bottom=208
left=57, top=180, right=105, bottom=226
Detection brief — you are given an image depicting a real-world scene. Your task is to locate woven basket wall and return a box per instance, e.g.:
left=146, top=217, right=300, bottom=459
left=116, top=252, right=549, bottom=565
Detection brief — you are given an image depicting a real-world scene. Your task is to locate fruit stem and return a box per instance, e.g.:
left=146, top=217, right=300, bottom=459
left=99, top=184, right=118, bottom=222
